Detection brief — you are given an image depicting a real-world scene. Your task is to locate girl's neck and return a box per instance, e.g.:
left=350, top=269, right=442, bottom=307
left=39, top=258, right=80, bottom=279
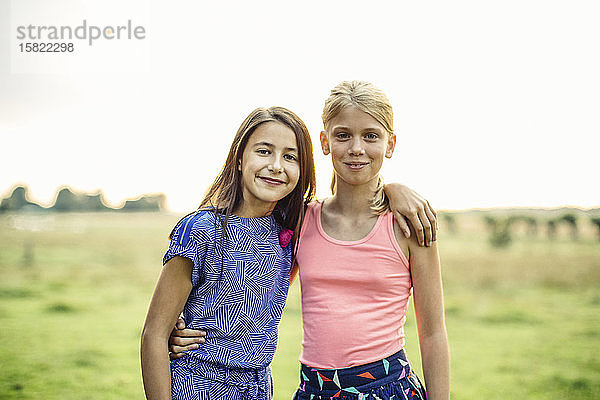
left=326, top=176, right=378, bottom=217
left=233, top=200, right=275, bottom=218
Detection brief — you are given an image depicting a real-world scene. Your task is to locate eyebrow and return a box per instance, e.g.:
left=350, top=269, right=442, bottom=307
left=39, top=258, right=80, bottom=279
left=331, top=125, right=383, bottom=133
left=253, top=141, right=298, bottom=152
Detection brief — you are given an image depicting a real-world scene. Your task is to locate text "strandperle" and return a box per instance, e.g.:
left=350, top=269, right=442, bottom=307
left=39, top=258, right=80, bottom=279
left=16, top=20, right=146, bottom=46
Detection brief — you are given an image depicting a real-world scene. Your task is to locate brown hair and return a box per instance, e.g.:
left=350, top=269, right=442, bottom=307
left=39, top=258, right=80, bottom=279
left=173, top=107, right=316, bottom=257
left=321, top=81, right=394, bottom=214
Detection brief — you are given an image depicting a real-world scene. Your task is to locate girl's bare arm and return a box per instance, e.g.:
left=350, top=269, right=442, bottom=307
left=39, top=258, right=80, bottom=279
left=140, top=256, right=194, bottom=400
left=409, top=240, right=450, bottom=400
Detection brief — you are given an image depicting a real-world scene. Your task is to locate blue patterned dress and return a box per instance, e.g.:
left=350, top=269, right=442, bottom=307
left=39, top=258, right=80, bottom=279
left=163, top=210, right=292, bottom=400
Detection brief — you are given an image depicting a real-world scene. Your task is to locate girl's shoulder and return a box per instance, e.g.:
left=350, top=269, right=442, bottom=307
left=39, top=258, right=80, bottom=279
left=171, top=209, right=218, bottom=247
left=305, top=201, right=319, bottom=211
left=175, top=209, right=218, bottom=229
left=303, top=201, right=323, bottom=220
left=306, top=199, right=327, bottom=211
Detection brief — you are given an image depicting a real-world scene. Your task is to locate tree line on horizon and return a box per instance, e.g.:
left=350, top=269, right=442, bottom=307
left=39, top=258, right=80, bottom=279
left=3, top=184, right=599, bottom=241
left=0, top=185, right=166, bottom=213
left=442, top=211, right=600, bottom=245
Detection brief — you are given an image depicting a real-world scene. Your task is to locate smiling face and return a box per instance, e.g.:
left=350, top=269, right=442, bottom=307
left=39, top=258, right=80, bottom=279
left=321, top=105, right=395, bottom=188
left=237, top=121, right=301, bottom=216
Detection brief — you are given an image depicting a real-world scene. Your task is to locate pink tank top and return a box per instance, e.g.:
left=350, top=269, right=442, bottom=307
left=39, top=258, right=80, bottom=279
left=297, top=202, right=412, bottom=368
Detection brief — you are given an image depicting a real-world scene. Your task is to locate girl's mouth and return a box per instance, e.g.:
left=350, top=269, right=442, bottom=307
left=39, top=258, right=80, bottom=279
left=258, top=176, right=286, bottom=185
left=344, top=162, right=369, bottom=170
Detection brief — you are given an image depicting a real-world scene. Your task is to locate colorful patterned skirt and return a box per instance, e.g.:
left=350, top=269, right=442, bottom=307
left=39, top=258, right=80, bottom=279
left=293, top=349, right=426, bottom=400
left=170, top=357, right=272, bottom=400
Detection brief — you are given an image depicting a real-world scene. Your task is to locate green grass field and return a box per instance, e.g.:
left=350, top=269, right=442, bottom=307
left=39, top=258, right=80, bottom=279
left=0, top=211, right=599, bottom=399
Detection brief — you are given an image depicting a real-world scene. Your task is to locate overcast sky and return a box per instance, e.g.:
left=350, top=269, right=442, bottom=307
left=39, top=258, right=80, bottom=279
left=1, top=0, right=599, bottom=212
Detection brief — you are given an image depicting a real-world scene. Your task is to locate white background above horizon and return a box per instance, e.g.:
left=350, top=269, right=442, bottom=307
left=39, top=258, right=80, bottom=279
left=1, top=0, right=599, bottom=212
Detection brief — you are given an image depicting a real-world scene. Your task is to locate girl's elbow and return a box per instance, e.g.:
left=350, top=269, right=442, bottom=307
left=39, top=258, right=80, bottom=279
left=420, top=329, right=449, bottom=348
left=418, top=320, right=448, bottom=341
left=140, top=324, right=166, bottom=349
left=140, top=327, right=153, bottom=352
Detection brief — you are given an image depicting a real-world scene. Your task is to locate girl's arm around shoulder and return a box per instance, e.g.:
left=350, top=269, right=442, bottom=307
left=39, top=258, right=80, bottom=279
left=384, top=182, right=438, bottom=247
left=140, top=256, right=194, bottom=400
left=395, top=224, right=450, bottom=400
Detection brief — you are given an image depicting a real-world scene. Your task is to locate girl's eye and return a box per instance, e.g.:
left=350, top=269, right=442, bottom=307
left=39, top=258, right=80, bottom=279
left=284, top=154, right=298, bottom=162
left=257, top=148, right=270, bottom=155
left=365, top=133, right=378, bottom=140
left=336, top=132, right=350, bottom=139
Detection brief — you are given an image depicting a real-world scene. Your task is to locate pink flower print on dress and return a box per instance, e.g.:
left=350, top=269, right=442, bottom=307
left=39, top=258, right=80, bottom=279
left=279, top=229, right=293, bottom=248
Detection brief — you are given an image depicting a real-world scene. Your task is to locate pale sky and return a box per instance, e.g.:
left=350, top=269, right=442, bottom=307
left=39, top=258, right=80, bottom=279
left=1, top=0, right=599, bottom=212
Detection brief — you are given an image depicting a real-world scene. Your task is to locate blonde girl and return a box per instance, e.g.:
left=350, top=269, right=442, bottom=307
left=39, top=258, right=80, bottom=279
left=292, top=81, right=450, bottom=400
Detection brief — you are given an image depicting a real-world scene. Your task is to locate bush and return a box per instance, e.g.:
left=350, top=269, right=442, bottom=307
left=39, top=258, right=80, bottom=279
left=484, top=215, right=512, bottom=248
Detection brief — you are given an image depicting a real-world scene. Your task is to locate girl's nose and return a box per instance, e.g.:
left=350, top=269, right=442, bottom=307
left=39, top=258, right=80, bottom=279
left=268, top=156, right=283, bottom=173
left=349, top=138, right=365, bottom=155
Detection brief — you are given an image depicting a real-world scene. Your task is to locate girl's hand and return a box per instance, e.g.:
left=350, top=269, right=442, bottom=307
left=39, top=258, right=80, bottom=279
left=384, top=183, right=438, bottom=247
left=168, top=317, right=207, bottom=359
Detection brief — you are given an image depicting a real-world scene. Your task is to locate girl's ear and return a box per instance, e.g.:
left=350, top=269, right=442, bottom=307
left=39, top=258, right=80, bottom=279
left=319, top=131, right=330, bottom=155
left=385, top=133, right=396, bottom=158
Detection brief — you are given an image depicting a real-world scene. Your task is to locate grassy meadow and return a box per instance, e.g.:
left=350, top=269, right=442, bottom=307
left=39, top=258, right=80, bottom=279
left=0, top=210, right=599, bottom=399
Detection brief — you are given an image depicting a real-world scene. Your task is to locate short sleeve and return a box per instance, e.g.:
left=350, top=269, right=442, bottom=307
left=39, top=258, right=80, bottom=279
left=162, top=213, right=209, bottom=287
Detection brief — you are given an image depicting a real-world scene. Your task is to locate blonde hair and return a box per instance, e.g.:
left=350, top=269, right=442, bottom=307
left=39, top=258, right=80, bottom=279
left=321, top=81, right=394, bottom=215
